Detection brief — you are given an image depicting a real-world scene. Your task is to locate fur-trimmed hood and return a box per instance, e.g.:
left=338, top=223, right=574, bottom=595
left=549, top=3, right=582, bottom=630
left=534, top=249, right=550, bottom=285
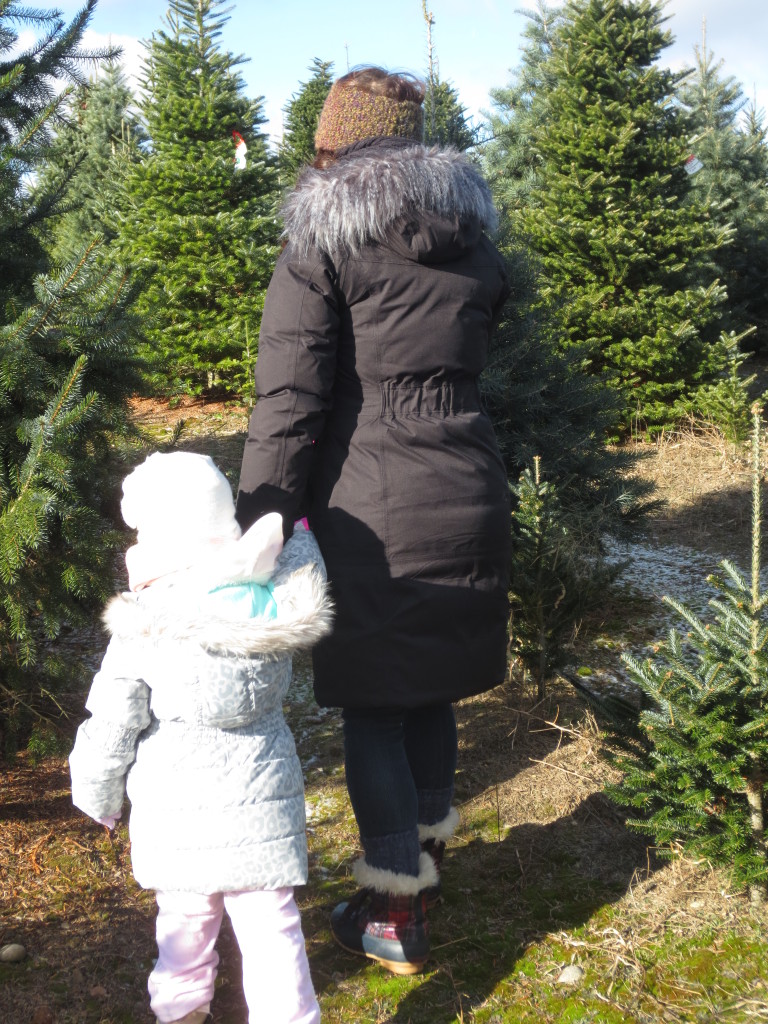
left=103, top=563, right=333, bottom=657
left=282, top=138, right=499, bottom=257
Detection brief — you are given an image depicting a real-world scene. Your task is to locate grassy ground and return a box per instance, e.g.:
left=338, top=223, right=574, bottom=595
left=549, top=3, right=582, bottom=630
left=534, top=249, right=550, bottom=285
left=1, top=399, right=767, bottom=1023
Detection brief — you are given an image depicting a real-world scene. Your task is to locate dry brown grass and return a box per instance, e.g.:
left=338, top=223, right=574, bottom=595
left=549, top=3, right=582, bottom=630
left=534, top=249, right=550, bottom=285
left=628, top=422, right=754, bottom=558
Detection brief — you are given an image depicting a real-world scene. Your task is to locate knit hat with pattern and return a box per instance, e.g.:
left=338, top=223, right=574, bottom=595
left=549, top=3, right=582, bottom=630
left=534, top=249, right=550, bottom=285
left=314, top=80, right=424, bottom=152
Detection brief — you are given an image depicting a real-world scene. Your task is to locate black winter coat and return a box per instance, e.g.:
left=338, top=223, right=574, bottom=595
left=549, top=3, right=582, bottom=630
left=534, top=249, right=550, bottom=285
left=236, top=137, right=511, bottom=709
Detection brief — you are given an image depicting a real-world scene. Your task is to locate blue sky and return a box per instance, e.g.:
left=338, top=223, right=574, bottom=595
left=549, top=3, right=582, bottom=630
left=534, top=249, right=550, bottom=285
left=40, top=1, right=768, bottom=146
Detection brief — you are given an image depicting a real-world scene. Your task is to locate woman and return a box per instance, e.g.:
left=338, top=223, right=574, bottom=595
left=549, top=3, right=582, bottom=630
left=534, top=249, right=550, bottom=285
left=236, top=66, right=511, bottom=975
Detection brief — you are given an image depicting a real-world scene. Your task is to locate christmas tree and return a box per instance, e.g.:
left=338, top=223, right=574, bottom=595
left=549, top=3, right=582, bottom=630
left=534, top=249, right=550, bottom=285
left=424, top=78, right=476, bottom=151
left=609, top=402, right=768, bottom=900
left=481, top=80, right=657, bottom=549
left=116, top=0, right=279, bottom=397
left=482, top=0, right=561, bottom=234
left=0, top=2, right=112, bottom=307
left=482, top=249, right=657, bottom=690
left=37, top=62, right=145, bottom=262
left=278, top=58, right=333, bottom=187
left=0, top=2, right=142, bottom=751
left=420, top=1, right=475, bottom=150
left=497, top=0, right=732, bottom=431
left=508, top=456, right=619, bottom=698
left=677, top=40, right=768, bottom=354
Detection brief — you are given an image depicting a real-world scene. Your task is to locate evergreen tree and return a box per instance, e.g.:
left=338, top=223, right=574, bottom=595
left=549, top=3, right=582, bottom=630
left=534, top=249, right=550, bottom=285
left=0, top=1, right=110, bottom=307
left=419, top=1, right=475, bottom=151
left=483, top=310, right=653, bottom=527
left=423, top=78, right=476, bottom=150
left=278, top=57, right=333, bottom=186
left=482, top=3, right=564, bottom=241
left=677, top=46, right=768, bottom=353
left=693, top=330, right=757, bottom=443
left=117, top=0, right=279, bottom=397
left=508, top=456, right=619, bottom=699
left=0, top=2, right=142, bottom=751
left=481, top=245, right=656, bottom=686
left=740, top=100, right=768, bottom=352
left=480, top=158, right=656, bottom=538
left=511, top=0, right=732, bottom=430
left=608, top=403, right=768, bottom=901
left=483, top=297, right=656, bottom=584
left=37, top=63, right=145, bottom=262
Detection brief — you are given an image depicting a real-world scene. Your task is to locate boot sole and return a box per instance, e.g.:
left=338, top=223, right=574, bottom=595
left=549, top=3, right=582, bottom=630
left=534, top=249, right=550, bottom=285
left=331, top=932, right=428, bottom=976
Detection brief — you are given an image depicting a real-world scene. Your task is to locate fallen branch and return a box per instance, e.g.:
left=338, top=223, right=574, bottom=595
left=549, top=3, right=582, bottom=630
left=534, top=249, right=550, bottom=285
left=27, top=832, right=54, bottom=875
left=528, top=757, right=596, bottom=783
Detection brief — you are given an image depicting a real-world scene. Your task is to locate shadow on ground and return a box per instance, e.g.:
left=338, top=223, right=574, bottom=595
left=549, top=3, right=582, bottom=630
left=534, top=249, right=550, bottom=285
left=300, top=682, right=658, bottom=1024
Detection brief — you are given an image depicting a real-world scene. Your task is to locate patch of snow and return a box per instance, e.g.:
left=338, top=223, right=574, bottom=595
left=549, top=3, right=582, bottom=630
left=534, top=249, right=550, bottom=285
left=573, top=537, right=758, bottom=703
left=605, top=537, right=732, bottom=613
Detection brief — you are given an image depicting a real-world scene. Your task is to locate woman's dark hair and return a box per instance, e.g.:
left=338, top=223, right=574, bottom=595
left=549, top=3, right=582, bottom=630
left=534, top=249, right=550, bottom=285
left=335, top=66, right=426, bottom=104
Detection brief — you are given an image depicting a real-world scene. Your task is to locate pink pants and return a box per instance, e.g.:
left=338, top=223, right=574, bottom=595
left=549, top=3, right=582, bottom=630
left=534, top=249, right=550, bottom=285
left=149, top=887, right=321, bottom=1024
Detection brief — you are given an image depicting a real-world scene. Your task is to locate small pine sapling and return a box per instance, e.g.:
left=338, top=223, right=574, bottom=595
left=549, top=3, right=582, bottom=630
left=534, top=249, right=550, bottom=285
left=509, top=456, right=612, bottom=699
left=608, top=403, right=768, bottom=901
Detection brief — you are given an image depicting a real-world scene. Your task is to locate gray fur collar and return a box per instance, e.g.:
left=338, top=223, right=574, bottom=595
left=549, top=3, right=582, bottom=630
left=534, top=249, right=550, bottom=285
left=103, top=565, right=333, bottom=657
left=282, top=143, right=499, bottom=256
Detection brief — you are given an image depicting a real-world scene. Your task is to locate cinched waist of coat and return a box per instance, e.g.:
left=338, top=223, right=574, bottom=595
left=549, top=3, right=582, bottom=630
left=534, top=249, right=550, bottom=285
left=334, top=379, right=484, bottom=417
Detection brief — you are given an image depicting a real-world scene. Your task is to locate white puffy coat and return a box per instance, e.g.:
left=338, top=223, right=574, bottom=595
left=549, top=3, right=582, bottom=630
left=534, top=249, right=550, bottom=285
left=69, top=528, right=333, bottom=894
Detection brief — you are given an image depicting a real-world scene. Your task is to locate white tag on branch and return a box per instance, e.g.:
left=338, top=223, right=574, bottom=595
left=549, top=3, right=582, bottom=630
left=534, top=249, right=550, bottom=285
left=233, top=130, right=247, bottom=170
left=684, top=153, right=703, bottom=175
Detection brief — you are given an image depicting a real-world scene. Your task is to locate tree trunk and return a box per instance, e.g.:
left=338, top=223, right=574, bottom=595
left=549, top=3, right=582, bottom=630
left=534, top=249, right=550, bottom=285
left=746, top=769, right=767, bottom=903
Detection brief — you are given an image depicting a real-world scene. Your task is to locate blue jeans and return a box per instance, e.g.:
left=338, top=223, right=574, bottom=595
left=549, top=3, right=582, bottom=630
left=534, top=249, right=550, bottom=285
left=341, top=703, right=457, bottom=878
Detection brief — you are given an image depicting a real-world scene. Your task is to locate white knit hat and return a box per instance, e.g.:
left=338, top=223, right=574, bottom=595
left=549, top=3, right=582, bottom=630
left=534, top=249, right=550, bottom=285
left=121, top=451, right=240, bottom=545
left=121, top=452, right=283, bottom=592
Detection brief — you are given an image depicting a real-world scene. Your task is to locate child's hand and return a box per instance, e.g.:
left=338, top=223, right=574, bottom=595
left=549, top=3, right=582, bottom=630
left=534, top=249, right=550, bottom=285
left=95, top=814, right=121, bottom=830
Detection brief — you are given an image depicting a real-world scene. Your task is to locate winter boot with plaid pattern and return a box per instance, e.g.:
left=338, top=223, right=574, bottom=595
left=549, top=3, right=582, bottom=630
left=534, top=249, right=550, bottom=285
left=330, top=852, right=437, bottom=975
left=418, top=807, right=459, bottom=909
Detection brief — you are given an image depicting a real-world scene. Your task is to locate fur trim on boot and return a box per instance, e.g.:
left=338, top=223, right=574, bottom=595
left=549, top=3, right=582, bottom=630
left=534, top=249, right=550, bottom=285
left=417, top=806, right=460, bottom=844
left=419, top=808, right=459, bottom=908
left=352, top=851, right=438, bottom=897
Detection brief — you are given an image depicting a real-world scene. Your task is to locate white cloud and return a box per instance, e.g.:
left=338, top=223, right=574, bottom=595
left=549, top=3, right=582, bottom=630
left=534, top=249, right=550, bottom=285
left=81, top=29, right=146, bottom=90
left=10, top=29, right=36, bottom=54
left=660, top=1, right=768, bottom=114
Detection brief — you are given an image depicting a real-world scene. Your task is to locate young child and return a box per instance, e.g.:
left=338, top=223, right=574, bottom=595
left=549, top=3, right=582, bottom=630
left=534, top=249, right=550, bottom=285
left=69, top=451, right=332, bottom=1024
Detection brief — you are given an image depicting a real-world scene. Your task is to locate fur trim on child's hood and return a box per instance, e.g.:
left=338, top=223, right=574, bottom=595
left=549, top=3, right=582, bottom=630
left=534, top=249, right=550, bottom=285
left=105, top=525, right=333, bottom=657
